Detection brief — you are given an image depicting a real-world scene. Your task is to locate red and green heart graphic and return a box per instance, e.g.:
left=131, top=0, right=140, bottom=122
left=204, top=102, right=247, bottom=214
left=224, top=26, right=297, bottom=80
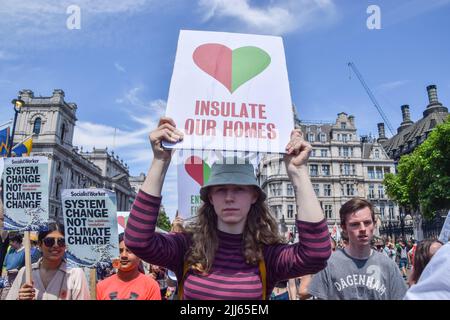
left=193, top=43, right=271, bottom=93
left=117, top=216, right=128, bottom=229
left=185, top=156, right=211, bottom=186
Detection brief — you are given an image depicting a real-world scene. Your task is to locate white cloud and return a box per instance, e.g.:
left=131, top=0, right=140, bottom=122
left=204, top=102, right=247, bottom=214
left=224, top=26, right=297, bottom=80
left=74, top=87, right=165, bottom=165
left=197, top=0, right=338, bottom=35
left=0, top=0, right=157, bottom=49
left=383, top=0, right=450, bottom=27
left=114, top=62, right=126, bottom=73
left=377, top=80, right=409, bottom=92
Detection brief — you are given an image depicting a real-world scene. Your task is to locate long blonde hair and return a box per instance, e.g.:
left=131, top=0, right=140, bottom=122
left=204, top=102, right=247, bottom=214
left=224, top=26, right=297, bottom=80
left=184, top=188, right=282, bottom=274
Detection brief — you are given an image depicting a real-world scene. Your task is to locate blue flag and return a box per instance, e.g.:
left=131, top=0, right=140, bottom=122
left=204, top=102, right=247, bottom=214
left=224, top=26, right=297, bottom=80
left=0, top=127, right=10, bottom=156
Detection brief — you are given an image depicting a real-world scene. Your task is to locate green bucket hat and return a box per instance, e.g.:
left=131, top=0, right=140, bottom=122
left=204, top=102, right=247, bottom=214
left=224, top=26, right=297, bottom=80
left=199, top=157, right=266, bottom=202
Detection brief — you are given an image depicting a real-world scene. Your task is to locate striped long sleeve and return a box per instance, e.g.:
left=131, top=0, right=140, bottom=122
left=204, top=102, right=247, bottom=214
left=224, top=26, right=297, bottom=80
left=124, top=190, right=189, bottom=279
left=264, top=219, right=332, bottom=296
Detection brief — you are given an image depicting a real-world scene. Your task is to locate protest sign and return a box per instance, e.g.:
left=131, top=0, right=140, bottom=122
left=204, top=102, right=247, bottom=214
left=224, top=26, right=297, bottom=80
left=62, top=189, right=119, bottom=268
left=2, top=157, right=49, bottom=231
left=438, top=211, right=450, bottom=243
left=177, top=149, right=260, bottom=218
left=164, top=30, right=294, bottom=153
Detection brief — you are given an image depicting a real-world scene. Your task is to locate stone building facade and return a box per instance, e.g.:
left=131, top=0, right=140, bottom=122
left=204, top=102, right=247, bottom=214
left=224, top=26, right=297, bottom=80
left=257, top=112, right=398, bottom=236
left=13, top=89, right=135, bottom=222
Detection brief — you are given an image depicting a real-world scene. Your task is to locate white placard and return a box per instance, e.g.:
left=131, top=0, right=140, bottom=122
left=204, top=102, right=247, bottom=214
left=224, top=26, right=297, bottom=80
left=164, top=30, right=294, bottom=153
left=2, top=156, right=49, bottom=231
left=62, top=189, right=119, bottom=268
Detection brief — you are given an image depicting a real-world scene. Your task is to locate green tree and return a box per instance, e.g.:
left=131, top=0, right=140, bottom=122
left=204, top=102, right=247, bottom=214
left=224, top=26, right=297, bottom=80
left=157, top=207, right=172, bottom=231
left=384, top=116, right=450, bottom=219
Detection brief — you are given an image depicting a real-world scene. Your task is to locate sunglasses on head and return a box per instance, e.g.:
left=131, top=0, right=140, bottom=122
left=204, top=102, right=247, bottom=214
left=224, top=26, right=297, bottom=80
left=42, top=237, right=65, bottom=248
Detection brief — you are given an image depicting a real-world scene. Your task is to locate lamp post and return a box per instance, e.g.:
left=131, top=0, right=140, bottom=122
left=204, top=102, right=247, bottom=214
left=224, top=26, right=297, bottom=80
left=7, top=98, right=25, bottom=157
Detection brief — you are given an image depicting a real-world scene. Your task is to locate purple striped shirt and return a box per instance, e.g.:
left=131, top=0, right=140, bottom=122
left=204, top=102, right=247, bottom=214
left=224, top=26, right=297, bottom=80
left=125, top=190, right=331, bottom=300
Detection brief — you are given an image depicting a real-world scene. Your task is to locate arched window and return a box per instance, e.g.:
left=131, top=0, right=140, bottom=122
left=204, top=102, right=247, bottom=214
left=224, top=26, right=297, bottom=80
left=60, top=123, right=66, bottom=143
left=33, top=117, right=41, bottom=134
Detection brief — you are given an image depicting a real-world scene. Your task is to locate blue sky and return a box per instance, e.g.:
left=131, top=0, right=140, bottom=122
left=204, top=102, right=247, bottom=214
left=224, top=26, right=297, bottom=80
left=1, top=0, right=449, bottom=220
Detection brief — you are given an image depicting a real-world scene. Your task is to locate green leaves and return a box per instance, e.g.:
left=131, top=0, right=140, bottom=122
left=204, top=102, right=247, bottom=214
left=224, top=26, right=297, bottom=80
left=384, top=116, right=450, bottom=219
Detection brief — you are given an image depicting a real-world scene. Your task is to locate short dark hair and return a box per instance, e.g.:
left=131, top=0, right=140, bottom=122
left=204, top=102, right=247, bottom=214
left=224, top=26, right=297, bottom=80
left=118, top=232, right=124, bottom=244
left=38, top=222, right=65, bottom=243
left=9, top=233, right=23, bottom=244
left=340, top=198, right=375, bottom=226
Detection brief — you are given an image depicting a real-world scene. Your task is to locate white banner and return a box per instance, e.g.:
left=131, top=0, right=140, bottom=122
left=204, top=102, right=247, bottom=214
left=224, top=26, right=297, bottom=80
left=62, top=189, right=119, bottom=268
left=2, top=157, right=49, bottom=231
left=164, top=30, right=294, bottom=153
left=177, top=150, right=260, bottom=219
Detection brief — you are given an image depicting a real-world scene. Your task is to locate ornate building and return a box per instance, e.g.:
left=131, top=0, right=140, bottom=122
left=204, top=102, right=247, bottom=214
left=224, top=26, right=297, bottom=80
left=378, top=84, right=449, bottom=240
left=13, top=89, right=135, bottom=223
left=380, top=85, right=448, bottom=161
left=257, top=112, right=398, bottom=236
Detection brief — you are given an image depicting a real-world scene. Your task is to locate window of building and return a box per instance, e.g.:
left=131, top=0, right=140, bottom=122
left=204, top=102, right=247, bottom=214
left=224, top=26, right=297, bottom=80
left=389, top=203, right=394, bottom=220
left=271, top=205, right=282, bottom=219
left=368, top=167, right=375, bottom=179
left=324, top=204, right=333, bottom=219
left=342, top=163, right=351, bottom=176
left=320, top=133, right=327, bottom=142
left=60, top=123, right=66, bottom=143
left=374, top=149, right=380, bottom=159
left=324, top=184, right=332, bottom=196
left=376, top=167, right=383, bottom=179
left=307, top=133, right=315, bottom=142
left=309, top=165, right=318, bottom=176
left=369, top=184, right=375, bottom=199
left=269, top=183, right=282, bottom=196
left=287, top=205, right=294, bottom=219
left=380, top=205, right=385, bottom=218
left=33, top=117, right=42, bottom=135
left=321, top=165, right=330, bottom=176
left=287, top=183, right=294, bottom=196
left=313, top=184, right=320, bottom=196
left=346, top=184, right=355, bottom=196
left=55, top=182, right=61, bottom=199
left=342, top=134, right=349, bottom=143
left=378, top=185, right=385, bottom=199
left=321, top=149, right=327, bottom=157
left=341, top=122, right=346, bottom=129
left=311, top=149, right=316, bottom=157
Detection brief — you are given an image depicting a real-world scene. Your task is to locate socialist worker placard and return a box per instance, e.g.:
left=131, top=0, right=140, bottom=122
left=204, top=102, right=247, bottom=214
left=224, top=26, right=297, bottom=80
left=164, top=30, right=294, bottom=153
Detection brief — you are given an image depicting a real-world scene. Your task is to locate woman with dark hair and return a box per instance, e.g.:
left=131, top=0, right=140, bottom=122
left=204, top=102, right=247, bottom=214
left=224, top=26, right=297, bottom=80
left=408, top=239, right=443, bottom=286
left=124, top=117, right=331, bottom=300
left=6, top=223, right=90, bottom=300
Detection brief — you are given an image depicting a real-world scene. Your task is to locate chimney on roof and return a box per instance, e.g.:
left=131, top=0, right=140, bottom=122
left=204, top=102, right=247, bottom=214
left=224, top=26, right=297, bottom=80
left=426, top=85, right=439, bottom=106
left=397, top=105, right=414, bottom=133
left=348, top=115, right=355, bottom=126
left=401, top=105, right=412, bottom=123
left=377, top=123, right=388, bottom=143
left=423, top=84, right=448, bottom=117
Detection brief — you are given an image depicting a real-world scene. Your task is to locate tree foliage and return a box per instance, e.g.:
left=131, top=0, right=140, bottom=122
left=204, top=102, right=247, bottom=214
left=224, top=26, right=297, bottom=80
left=384, top=116, right=450, bottom=219
left=157, top=207, right=172, bottom=231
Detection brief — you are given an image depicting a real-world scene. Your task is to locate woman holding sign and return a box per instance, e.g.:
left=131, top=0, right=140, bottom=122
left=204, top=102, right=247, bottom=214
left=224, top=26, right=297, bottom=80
left=6, top=223, right=90, bottom=300
left=125, top=117, right=331, bottom=300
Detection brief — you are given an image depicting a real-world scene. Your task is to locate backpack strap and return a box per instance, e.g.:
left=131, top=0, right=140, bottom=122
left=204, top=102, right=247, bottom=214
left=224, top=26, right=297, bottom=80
left=259, top=257, right=267, bottom=300
left=177, top=257, right=267, bottom=300
left=177, top=261, right=190, bottom=300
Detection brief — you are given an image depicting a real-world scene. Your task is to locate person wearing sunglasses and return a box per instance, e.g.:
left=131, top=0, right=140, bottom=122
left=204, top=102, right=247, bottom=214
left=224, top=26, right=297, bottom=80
left=6, top=222, right=90, bottom=300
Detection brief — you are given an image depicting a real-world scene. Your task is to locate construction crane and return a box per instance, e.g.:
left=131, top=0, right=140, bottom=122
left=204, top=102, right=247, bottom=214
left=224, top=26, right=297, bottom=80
left=347, top=62, right=395, bottom=136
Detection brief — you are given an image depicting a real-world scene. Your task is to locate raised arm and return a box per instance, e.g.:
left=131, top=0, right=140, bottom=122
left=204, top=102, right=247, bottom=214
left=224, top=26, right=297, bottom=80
left=124, top=117, right=187, bottom=273
left=284, top=129, right=324, bottom=223
left=141, top=117, right=184, bottom=197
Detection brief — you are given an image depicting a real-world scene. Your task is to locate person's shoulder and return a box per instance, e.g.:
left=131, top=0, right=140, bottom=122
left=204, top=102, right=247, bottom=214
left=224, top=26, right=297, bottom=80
left=97, top=274, right=118, bottom=287
left=138, top=273, right=159, bottom=286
